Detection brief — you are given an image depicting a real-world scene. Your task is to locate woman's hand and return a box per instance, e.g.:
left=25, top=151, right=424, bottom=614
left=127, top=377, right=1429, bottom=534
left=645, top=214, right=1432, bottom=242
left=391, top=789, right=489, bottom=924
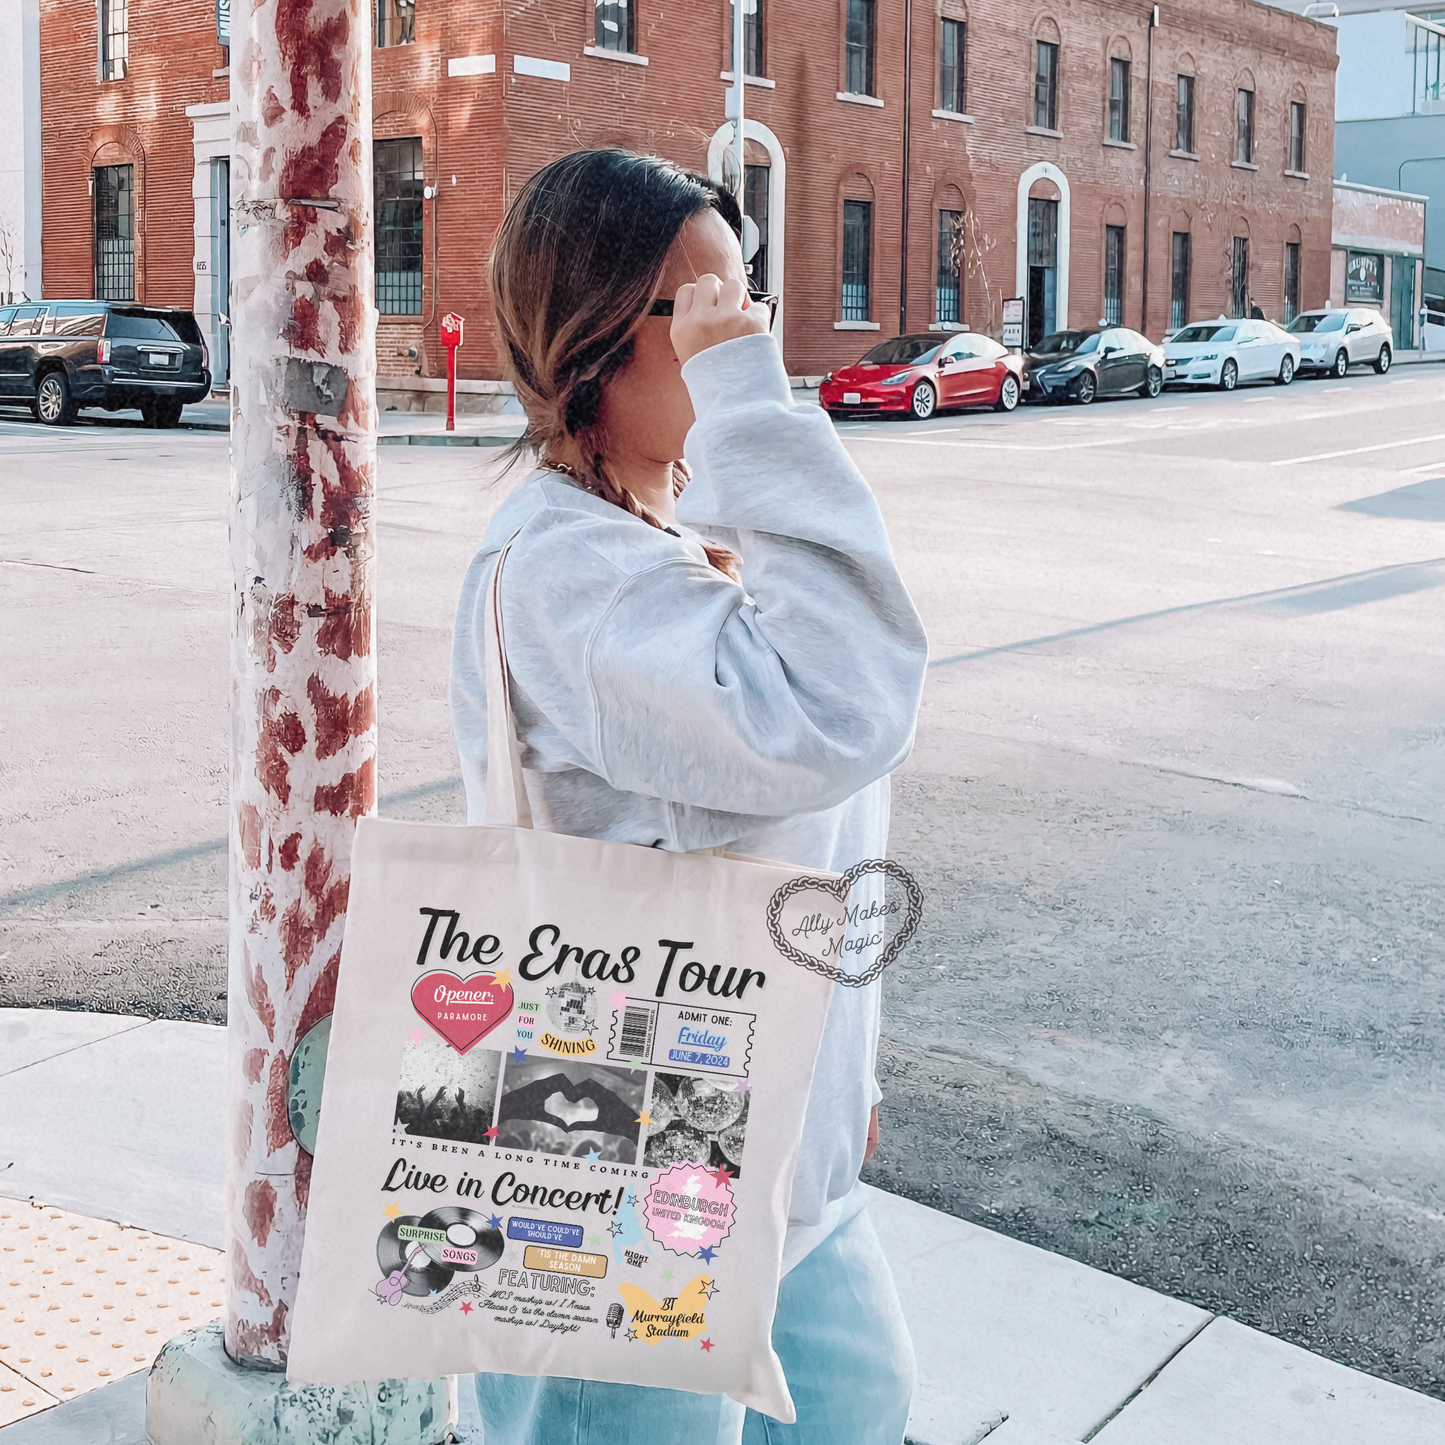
left=671, top=273, right=769, bottom=364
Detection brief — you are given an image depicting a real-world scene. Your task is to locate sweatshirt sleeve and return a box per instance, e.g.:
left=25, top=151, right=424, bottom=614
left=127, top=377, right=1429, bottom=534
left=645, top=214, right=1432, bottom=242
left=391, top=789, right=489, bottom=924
left=555, top=331, right=928, bottom=817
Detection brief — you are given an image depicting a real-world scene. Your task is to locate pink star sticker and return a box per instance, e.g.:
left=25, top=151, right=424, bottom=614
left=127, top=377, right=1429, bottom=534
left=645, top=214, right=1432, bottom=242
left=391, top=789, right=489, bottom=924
left=459, top=1301, right=473, bottom=1315
left=408, top=1025, right=426, bottom=1044
left=485, top=1125, right=500, bottom=1142
left=708, top=1164, right=734, bottom=1188
left=733, top=1078, right=750, bottom=1093
left=610, top=990, right=629, bottom=1010
left=698, top=1337, right=714, bottom=1352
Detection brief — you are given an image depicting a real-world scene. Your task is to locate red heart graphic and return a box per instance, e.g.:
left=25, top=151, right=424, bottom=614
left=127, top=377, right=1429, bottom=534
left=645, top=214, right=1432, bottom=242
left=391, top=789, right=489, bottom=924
left=412, top=971, right=514, bottom=1055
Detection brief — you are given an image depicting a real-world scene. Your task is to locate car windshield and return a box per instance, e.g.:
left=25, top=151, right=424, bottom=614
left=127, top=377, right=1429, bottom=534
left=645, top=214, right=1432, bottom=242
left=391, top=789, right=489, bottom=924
left=858, top=337, right=942, bottom=366
left=1172, top=324, right=1236, bottom=343
left=106, top=310, right=203, bottom=344
left=1288, top=313, right=1345, bottom=334
left=1071, top=333, right=1102, bottom=355
left=1034, top=331, right=1093, bottom=355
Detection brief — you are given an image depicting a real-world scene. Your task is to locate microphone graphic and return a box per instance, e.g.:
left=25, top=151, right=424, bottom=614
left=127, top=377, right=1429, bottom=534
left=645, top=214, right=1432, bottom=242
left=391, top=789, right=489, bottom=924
left=607, top=1303, right=624, bottom=1338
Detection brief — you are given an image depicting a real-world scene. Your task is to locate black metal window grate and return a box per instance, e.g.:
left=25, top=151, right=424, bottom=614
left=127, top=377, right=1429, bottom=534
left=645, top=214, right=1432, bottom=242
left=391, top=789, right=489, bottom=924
left=845, top=0, right=875, bottom=96
left=94, top=165, right=135, bottom=301
left=730, top=0, right=763, bottom=77
left=375, top=137, right=423, bottom=316
left=1176, top=74, right=1195, bottom=152
left=940, top=19, right=965, bottom=114
left=1104, top=225, right=1125, bottom=326
left=842, top=199, right=872, bottom=321
left=1027, top=197, right=1057, bottom=269
left=937, top=210, right=962, bottom=325
left=1289, top=102, right=1306, bottom=172
left=1235, top=88, right=1254, bottom=164
left=1109, top=58, right=1130, bottom=142
left=744, top=163, right=769, bottom=291
left=1035, top=41, right=1058, bottom=129
left=594, top=0, right=634, bottom=53
left=376, top=0, right=417, bottom=48
left=1171, top=231, right=1191, bottom=331
left=1284, top=241, right=1300, bottom=323
left=101, top=0, right=129, bottom=80
left=1232, top=236, right=1250, bottom=317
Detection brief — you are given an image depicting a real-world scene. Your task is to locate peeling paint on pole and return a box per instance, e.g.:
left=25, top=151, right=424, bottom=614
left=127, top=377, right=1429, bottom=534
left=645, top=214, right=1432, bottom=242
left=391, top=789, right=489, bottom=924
left=227, top=0, right=377, bottom=1370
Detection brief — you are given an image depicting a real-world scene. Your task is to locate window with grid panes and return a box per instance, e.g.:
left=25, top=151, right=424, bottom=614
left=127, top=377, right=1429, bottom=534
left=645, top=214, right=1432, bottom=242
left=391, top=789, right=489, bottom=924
left=937, top=210, right=962, bottom=324
left=374, top=138, right=424, bottom=315
left=1170, top=231, right=1190, bottom=330
left=1289, top=102, right=1306, bottom=172
left=376, top=0, right=417, bottom=48
left=730, top=0, right=763, bottom=77
left=940, top=19, right=965, bottom=114
left=845, top=0, right=875, bottom=96
left=94, top=165, right=134, bottom=300
left=1235, top=88, right=1254, bottom=163
left=842, top=200, right=872, bottom=321
left=1109, top=58, right=1130, bottom=141
left=101, top=0, right=129, bottom=80
left=1104, top=225, right=1125, bottom=325
left=1035, top=41, right=1058, bottom=129
left=595, top=0, right=635, bottom=53
left=1176, top=74, right=1195, bottom=151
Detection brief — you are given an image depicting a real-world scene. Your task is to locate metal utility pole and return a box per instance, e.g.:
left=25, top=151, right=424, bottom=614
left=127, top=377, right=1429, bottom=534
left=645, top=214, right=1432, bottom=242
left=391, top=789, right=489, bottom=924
left=146, top=0, right=445, bottom=1435
left=1141, top=4, right=1159, bottom=335
left=731, top=0, right=746, bottom=199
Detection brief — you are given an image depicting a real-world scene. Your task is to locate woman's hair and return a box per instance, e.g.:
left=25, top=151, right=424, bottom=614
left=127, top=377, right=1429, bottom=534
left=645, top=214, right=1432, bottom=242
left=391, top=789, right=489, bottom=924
left=490, top=148, right=743, bottom=582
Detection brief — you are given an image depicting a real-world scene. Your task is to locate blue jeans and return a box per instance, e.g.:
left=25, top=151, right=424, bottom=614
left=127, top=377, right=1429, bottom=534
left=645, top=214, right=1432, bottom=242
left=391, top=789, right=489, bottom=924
left=473, top=1200, right=915, bottom=1445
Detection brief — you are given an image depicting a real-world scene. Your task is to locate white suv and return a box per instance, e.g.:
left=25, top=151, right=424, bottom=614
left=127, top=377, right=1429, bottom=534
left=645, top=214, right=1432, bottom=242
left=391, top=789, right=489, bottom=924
left=1287, top=307, right=1394, bottom=377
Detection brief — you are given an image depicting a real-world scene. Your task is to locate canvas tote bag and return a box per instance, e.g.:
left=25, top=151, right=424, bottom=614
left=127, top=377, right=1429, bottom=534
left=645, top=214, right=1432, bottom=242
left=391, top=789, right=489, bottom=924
left=288, top=541, right=838, bottom=1419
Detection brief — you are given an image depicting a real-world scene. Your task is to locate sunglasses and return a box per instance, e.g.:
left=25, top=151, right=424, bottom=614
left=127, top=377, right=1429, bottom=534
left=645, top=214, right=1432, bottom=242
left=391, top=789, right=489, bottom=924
left=649, top=291, right=779, bottom=330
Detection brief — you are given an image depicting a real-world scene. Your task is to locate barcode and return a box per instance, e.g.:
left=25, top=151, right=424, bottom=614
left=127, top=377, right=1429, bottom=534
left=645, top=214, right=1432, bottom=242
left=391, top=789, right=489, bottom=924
left=619, top=1005, right=653, bottom=1058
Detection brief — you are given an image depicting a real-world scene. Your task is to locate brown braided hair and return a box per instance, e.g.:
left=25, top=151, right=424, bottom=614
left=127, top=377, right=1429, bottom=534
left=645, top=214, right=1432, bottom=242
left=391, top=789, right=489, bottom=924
left=490, top=149, right=743, bottom=583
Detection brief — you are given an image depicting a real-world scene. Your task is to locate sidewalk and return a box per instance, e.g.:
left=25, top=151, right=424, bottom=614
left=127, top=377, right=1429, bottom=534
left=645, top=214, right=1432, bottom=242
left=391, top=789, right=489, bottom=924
left=2, top=1008, right=1442, bottom=1444
left=155, top=401, right=528, bottom=447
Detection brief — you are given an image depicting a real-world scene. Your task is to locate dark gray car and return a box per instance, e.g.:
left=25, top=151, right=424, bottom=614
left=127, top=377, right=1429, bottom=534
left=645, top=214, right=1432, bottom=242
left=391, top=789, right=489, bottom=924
left=0, top=300, right=211, bottom=427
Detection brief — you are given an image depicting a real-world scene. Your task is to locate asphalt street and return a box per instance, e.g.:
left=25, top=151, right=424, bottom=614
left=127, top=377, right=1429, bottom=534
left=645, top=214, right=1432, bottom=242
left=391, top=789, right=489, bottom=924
left=2, top=364, right=1442, bottom=1398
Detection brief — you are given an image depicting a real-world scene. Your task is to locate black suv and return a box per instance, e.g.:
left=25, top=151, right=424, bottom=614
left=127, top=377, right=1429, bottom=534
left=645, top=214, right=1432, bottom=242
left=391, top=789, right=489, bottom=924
left=0, top=299, right=212, bottom=427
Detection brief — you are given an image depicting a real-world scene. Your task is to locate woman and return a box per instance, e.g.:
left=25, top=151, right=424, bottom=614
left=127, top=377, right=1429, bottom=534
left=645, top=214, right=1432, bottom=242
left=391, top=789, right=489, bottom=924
left=450, top=149, right=929, bottom=1445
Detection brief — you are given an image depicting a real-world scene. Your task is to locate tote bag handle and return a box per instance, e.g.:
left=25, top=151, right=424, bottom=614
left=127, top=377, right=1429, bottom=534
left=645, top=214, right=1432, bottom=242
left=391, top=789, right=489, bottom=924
left=483, top=536, right=534, bottom=830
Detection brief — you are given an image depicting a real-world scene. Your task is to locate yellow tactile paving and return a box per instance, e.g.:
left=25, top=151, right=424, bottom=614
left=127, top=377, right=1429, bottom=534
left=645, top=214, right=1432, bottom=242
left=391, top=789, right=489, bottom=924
left=0, top=1200, right=225, bottom=1417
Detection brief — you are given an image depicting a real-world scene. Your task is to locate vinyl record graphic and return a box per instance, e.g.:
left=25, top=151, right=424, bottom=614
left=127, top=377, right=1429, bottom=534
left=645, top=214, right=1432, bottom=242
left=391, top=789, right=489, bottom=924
left=377, top=1216, right=456, bottom=1297
left=419, top=1205, right=504, bottom=1271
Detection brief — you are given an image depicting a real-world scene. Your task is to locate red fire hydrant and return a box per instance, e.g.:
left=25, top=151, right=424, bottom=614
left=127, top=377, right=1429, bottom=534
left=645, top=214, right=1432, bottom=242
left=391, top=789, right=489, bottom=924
left=441, top=312, right=464, bottom=432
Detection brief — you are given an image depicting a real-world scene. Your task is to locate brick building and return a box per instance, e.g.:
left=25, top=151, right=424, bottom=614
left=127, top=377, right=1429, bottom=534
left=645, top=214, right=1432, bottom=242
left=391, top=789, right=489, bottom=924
left=38, top=0, right=1337, bottom=385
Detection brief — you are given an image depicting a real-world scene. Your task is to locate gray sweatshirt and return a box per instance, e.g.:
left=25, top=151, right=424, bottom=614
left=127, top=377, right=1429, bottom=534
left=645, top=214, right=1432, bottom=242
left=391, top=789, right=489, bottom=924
left=450, top=332, right=928, bottom=1267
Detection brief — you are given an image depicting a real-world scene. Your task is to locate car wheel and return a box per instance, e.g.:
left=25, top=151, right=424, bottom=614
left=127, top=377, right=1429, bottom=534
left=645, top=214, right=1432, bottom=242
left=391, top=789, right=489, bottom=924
left=1218, top=359, right=1238, bottom=392
left=160, top=398, right=184, bottom=427
left=1073, top=371, right=1097, bottom=405
left=1374, top=345, right=1392, bottom=375
left=1332, top=349, right=1349, bottom=378
left=1276, top=355, right=1295, bottom=386
left=1140, top=366, right=1163, bottom=399
left=36, top=370, right=75, bottom=426
left=910, top=380, right=937, bottom=420
left=994, top=374, right=1020, bottom=412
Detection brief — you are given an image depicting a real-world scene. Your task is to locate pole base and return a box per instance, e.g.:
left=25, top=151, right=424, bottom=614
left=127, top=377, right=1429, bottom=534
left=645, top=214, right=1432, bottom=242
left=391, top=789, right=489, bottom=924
left=145, top=1321, right=452, bottom=1445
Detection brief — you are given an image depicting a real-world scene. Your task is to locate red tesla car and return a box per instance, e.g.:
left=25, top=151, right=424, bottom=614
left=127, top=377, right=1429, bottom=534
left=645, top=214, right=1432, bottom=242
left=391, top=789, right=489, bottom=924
left=820, top=331, right=1023, bottom=419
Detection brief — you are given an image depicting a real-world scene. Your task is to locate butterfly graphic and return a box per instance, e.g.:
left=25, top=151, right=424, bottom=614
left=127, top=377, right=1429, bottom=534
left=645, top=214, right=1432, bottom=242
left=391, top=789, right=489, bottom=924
left=616, top=1275, right=710, bottom=1345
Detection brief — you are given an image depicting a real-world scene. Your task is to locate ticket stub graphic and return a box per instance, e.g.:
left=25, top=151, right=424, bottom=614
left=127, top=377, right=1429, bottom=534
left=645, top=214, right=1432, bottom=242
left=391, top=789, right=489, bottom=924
left=606, top=1001, right=754, bottom=1079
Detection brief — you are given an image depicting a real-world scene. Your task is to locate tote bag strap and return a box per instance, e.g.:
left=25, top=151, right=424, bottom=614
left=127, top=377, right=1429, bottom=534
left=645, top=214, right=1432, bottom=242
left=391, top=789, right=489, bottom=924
left=484, top=534, right=534, bottom=830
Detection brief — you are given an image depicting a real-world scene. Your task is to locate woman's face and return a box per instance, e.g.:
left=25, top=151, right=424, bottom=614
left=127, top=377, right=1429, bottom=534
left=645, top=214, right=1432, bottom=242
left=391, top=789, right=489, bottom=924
left=599, top=207, right=749, bottom=468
